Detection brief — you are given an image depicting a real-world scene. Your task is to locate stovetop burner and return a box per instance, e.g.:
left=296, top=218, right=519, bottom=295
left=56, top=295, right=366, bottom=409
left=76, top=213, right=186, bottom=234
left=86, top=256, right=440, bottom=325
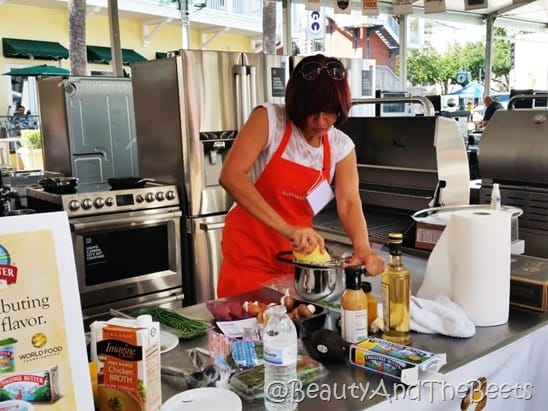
left=26, top=181, right=180, bottom=218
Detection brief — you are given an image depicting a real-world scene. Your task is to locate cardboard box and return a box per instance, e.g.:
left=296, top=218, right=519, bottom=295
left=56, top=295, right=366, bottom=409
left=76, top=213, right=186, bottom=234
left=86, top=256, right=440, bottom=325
left=90, top=316, right=161, bottom=411
left=349, top=337, right=446, bottom=385
left=415, top=222, right=444, bottom=250
left=510, top=254, right=548, bottom=312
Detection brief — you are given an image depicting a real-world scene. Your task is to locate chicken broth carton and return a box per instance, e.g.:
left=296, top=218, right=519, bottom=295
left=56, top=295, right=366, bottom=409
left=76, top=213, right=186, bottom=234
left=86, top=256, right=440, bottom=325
left=90, top=315, right=161, bottom=411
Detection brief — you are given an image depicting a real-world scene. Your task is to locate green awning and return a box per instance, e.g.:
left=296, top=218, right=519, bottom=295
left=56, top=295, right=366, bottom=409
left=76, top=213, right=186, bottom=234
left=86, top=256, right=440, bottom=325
left=87, top=46, right=147, bottom=65
left=2, top=38, right=69, bottom=60
left=3, top=64, right=70, bottom=77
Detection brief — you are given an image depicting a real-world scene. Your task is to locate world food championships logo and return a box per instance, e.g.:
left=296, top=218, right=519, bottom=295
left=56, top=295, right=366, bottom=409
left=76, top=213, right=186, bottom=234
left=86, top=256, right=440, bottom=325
left=0, top=244, right=18, bottom=290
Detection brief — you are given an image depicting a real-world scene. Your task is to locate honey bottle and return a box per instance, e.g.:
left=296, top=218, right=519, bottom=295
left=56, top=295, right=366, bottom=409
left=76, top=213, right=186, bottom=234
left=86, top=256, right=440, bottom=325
left=381, top=232, right=412, bottom=345
left=340, top=266, right=368, bottom=344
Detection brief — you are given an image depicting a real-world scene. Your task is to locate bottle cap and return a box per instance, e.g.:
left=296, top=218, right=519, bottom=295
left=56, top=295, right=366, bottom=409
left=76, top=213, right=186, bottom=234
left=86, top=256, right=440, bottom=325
left=361, top=281, right=372, bottom=293
left=344, top=266, right=363, bottom=290
left=388, top=232, right=403, bottom=244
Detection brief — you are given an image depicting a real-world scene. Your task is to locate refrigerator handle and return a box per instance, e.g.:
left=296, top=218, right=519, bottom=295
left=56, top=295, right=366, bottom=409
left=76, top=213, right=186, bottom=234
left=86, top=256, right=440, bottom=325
left=248, top=65, right=257, bottom=114
left=232, top=65, right=248, bottom=129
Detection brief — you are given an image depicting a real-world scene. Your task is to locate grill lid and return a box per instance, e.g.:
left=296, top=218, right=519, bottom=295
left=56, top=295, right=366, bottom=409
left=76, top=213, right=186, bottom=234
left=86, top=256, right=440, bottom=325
left=479, top=107, right=548, bottom=186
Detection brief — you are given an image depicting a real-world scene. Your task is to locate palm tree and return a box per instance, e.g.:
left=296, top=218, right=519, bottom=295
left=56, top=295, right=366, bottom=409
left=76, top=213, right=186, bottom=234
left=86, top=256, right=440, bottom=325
left=69, top=0, right=87, bottom=75
left=263, top=0, right=277, bottom=54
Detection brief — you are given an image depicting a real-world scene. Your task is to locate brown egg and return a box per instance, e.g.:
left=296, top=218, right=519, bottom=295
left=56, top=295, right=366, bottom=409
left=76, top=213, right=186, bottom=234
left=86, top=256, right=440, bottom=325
left=280, top=291, right=295, bottom=311
left=289, top=307, right=300, bottom=321
left=297, top=304, right=316, bottom=319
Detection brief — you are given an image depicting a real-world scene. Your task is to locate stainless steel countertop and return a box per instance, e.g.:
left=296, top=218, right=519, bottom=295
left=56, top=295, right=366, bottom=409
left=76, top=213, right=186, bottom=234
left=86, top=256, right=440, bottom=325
left=160, top=247, right=548, bottom=410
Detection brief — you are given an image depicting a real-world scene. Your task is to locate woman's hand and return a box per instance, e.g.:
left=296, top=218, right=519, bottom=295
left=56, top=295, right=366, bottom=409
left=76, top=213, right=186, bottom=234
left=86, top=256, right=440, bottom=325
left=347, top=248, right=385, bottom=276
left=287, top=226, right=326, bottom=255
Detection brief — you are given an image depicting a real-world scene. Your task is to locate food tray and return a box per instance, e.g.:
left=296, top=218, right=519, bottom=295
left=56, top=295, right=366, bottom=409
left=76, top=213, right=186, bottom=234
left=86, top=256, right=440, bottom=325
left=229, top=355, right=327, bottom=402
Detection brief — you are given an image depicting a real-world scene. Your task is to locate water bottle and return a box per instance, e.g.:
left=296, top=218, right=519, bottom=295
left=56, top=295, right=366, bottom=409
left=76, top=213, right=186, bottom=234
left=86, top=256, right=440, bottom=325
left=263, top=304, right=298, bottom=410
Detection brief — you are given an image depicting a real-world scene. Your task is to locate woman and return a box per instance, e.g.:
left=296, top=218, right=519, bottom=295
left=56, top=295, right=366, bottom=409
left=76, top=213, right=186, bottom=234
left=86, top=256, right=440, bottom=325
left=217, top=54, right=385, bottom=297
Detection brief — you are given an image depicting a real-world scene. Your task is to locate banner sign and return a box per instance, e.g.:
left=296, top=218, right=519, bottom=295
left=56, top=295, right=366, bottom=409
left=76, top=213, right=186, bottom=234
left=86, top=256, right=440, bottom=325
left=0, top=212, right=93, bottom=410
left=308, top=9, right=326, bottom=40
left=424, top=0, right=446, bottom=14
left=305, top=0, right=321, bottom=11
left=465, top=0, right=488, bottom=11
left=393, top=0, right=416, bottom=15
left=334, top=0, right=351, bottom=15
left=362, top=0, right=380, bottom=15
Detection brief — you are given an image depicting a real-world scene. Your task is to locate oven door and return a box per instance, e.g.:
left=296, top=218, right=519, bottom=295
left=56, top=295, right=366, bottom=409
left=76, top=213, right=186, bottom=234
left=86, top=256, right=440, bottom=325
left=70, top=207, right=183, bottom=309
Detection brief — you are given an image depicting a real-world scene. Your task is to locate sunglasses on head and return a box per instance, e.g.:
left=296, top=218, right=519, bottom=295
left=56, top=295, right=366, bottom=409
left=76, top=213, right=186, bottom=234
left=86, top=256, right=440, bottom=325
left=299, top=61, right=346, bottom=80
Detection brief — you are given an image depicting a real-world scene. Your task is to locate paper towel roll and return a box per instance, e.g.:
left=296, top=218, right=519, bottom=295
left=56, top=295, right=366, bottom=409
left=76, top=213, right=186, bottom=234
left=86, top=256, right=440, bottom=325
left=417, top=209, right=511, bottom=326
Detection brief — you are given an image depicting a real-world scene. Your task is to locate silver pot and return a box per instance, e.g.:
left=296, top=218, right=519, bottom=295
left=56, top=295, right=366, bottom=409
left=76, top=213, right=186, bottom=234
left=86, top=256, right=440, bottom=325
left=276, top=251, right=348, bottom=301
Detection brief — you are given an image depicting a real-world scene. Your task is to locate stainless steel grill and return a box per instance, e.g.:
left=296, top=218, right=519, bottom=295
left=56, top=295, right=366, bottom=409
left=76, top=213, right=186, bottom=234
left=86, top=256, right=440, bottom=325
left=314, top=97, right=470, bottom=248
left=479, top=96, right=548, bottom=257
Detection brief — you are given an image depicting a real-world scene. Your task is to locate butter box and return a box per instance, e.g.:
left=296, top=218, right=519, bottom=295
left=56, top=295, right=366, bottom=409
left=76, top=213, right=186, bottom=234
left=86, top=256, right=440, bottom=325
left=0, top=366, right=61, bottom=402
left=349, top=337, right=446, bottom=385
left=510, top=254, right=548, bottom=312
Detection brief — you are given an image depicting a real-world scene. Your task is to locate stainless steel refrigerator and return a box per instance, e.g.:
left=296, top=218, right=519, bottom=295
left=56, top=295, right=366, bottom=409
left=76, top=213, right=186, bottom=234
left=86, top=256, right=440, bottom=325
left=131, top=50, right=290, bottom=305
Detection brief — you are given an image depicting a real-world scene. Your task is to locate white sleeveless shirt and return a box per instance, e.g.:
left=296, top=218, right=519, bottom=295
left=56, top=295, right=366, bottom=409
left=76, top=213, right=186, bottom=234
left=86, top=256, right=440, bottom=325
left=248, top=103, right=355, bottom=184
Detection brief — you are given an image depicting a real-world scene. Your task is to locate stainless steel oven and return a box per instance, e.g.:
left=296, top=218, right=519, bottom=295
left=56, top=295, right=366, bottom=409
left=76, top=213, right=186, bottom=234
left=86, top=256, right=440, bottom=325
left=26, top=182, right=184, bottom=329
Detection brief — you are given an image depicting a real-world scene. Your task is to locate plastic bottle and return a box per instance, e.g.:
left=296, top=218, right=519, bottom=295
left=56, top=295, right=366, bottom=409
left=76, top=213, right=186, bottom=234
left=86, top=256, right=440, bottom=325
left=361, top=281, right=378, bottom=329
left=490, top=183, right=501, bottom=210
left=381, top=232, right=412, bottom=345
left=340, top=266, right=368, bottom=344
left=263, top=304, right=298, bottom=411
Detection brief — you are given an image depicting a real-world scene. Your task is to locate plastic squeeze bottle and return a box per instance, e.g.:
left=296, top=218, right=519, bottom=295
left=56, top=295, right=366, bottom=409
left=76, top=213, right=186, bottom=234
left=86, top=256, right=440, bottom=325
left=340, top=266, right=368, bottom=344
left=490, top=183, right=501, bottom=210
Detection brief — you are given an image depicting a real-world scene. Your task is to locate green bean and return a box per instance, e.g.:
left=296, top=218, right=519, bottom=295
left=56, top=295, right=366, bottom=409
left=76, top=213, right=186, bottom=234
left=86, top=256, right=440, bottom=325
left=132, top=307, right=210, bottom=339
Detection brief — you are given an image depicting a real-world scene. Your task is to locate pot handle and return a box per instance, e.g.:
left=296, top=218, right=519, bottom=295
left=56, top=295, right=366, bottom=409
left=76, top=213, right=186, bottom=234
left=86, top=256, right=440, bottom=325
left=276, top=250, right=295, bottom=264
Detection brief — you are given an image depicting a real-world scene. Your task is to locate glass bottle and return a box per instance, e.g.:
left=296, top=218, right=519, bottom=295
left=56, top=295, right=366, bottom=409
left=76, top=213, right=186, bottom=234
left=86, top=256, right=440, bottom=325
left=362, top=281, right=378, bottom=329
left=381, top=232, right=412, bottom=345
left=263, top=305, right=298, bottom=411
left=340, top=266, right=368, bottom=343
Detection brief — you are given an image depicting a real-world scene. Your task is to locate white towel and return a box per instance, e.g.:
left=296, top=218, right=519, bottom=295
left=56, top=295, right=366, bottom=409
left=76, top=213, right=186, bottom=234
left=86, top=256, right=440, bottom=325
left=370, top=295, right=476, bottom=338
left=410, top=295, right=476, bottom=338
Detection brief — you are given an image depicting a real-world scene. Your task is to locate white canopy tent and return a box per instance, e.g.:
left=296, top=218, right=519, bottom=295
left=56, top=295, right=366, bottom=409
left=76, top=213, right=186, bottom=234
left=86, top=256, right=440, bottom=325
left=284, top=0, right=548, bottom=93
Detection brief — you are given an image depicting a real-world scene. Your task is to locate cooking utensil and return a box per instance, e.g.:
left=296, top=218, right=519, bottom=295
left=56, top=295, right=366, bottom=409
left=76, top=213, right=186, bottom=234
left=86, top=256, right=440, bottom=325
left=107, top=177, right=155, bottom=189
left=38, top=176, right=78, bottom=194
left=276, top=250, right=348, bottom=301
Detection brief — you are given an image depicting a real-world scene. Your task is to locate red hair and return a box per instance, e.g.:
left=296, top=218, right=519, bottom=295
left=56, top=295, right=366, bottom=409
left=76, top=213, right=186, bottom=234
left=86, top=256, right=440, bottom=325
left=285, top=54, right=351, bottom=129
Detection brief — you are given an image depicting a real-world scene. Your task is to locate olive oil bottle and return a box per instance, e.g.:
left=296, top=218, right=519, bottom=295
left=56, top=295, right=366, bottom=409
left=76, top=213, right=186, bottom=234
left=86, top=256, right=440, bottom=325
left=381, top=232, right=411, bottom=345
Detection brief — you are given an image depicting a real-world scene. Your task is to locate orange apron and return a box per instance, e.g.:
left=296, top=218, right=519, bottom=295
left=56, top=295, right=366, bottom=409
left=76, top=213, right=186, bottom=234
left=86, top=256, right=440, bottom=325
left=218, top=121, right=331, bottom=297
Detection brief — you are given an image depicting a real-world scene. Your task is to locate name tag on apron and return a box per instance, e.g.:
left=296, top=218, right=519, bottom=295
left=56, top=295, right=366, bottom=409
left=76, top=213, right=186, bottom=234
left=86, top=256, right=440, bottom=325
left=307, top=179, right=335, bottom=215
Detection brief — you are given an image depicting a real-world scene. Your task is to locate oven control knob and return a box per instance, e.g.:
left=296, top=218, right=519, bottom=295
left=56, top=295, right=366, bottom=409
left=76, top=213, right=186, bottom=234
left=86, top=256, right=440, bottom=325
left=155, top=192, right=165, bottom=201
left=68, top=200, right=80, bottom=211
left=94, top=198, right=105, bottom=208
left=136, top=194, right=144, bottom=203
left=166, top=190, right=176, bottom=201
left=81, top=199, right=93, bottom=210
left=146, top=192, right=155, bottom=202
left=105, top=197, right=114, bottom=207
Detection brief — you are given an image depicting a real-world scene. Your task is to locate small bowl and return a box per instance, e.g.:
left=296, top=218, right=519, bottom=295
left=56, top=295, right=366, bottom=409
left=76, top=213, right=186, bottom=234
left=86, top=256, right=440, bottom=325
left=294, top=302, right=327, bottom=339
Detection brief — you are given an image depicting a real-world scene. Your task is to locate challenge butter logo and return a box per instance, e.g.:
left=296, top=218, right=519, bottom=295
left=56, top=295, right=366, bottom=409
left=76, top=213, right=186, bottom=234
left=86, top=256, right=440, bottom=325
left=0, top=244, right=18, bottom=289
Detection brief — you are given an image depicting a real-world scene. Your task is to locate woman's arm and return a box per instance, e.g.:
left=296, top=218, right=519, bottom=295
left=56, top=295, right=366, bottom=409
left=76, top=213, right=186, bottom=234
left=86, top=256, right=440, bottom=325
left=334, top=150, right=385, bottom=275
left=219, top=107, right=323, bottom=252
